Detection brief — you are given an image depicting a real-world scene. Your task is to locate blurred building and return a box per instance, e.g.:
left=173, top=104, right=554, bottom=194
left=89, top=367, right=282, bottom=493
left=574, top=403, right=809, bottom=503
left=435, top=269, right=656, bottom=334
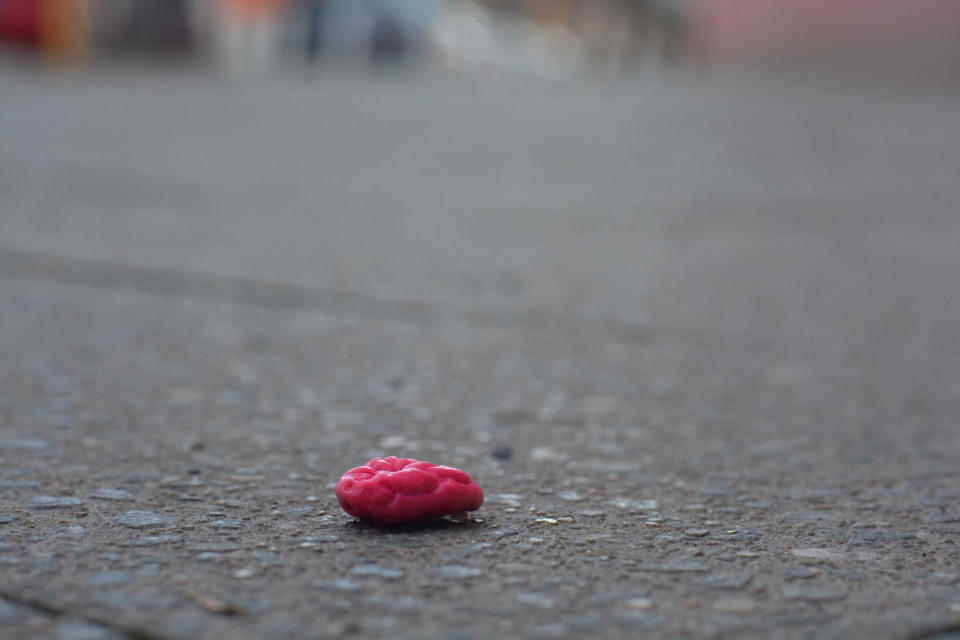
left=474, top=0, right=690, bottom=70
left=694, top=0, right=960, bottom=57
left=90, top=0, right=194, bottom=54
left=3, top=0, right=959, bottom=77
left=208, top=0, right=287, bottom=70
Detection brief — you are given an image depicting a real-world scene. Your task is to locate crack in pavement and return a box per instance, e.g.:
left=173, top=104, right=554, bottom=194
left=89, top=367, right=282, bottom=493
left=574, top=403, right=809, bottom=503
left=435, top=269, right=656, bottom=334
left=905, top=622, right=960, bottom=640
left=0, top=246, right=650, bottom=345
left=0, top=591, right=173, bottom=640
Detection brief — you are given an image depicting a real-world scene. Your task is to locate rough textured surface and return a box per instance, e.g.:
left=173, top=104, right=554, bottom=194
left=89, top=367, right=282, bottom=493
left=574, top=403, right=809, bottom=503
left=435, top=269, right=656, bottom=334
left=1, top=64, right=960, bottom=639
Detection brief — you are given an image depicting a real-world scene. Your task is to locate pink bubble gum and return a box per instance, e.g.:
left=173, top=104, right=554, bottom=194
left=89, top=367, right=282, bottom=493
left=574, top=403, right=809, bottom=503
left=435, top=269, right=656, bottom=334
left=335, top=457, right=484, bottom=525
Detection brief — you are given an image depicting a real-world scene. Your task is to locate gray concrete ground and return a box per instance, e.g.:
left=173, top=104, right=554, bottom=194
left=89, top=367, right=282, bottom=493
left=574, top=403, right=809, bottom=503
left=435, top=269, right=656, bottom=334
left=1, top=63, right=960, bottom=639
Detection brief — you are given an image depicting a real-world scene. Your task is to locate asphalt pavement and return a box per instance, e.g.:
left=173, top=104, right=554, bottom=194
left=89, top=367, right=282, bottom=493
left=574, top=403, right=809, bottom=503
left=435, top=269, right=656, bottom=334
left=1, top=63, right=960, bottom=639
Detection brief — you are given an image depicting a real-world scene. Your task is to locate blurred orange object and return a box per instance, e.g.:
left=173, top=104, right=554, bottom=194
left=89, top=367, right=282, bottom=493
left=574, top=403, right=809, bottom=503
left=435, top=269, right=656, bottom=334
left=0, top=0, right=85, bottom=59
left=218, top=0, right=287, bottom=22
left=39, top=0, right=85, bottom=61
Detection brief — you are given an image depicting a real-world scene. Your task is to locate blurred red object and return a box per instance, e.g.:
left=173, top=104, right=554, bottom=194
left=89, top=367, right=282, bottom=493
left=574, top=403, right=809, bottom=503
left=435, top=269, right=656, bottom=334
left=336, top=457, right=484, bottom=525
left=218, top=0, right=287, bottom=22
left=0, top=0, right=41, bottom=45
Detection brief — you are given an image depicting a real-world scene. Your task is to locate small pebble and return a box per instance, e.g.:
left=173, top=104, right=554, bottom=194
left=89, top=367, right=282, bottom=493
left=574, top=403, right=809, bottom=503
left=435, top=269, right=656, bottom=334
left=685, top=529, right=710, bottom=537
left=113, top=511, right=165, bottom=529
left=432, top=565, right=484, bottom=579
left=530, top=447, right=565, bottom=462
left=517, top=593, right=555, bottom=609
left=351, top=565, right=404, bottom=579
left=191, top=542, right=239, bottom=552
left=493, top=494, right=524, bottom=507
left=311, top=578, right=360, bottom=591
left=626, top=598, right=653, bottom=610
left=186, top=590, right=244, bottom=615
left=791, top=548, right=843, bottom=560
left=133, top=535, right=183, bottom=547
left=784, top=567, right=821, bottom=580
left=89, top=489, right=135, bottom=502
left=492, top=444, right=514, bottom=460
left=87, top=571, right=132, bottom=587
left=712, top=597, right=757, bottom=614
left=638, top=561, right=709, bottom=573
left=380, top=435, right=407, bottom=449
left=30, top=496, right=84, bottom=509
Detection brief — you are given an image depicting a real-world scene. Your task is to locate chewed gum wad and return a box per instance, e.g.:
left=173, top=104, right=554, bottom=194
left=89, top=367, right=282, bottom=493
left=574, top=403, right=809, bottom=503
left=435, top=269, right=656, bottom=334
left=335, top=456, right=484, bottom=525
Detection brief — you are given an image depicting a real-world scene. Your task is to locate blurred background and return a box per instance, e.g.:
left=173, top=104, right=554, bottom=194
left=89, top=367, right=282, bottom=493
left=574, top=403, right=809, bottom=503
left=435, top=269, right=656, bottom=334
left=2, top=1, right=960, bottom=440
left=1, top=0, right=959, bottom=78
left=3, top=6, right=960, bottom=637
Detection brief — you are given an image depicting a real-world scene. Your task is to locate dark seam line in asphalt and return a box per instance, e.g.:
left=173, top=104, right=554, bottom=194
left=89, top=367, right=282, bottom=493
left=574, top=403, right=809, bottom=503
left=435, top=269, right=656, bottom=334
left=0, top=247, right=649, bottom=345
left=905, top=622, right=960, bottom=640
left=0, top=592, right=173, bottom=640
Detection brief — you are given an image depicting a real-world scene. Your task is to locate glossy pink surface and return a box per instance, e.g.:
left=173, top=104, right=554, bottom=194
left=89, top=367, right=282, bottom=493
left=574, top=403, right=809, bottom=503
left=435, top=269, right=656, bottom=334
left=335, top=457, right=484, bottom=525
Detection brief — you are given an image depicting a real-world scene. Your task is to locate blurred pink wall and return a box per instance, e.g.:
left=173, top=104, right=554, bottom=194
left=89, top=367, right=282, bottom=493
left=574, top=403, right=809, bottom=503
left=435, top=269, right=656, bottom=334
left=695, top=0, right=960, bottom=56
